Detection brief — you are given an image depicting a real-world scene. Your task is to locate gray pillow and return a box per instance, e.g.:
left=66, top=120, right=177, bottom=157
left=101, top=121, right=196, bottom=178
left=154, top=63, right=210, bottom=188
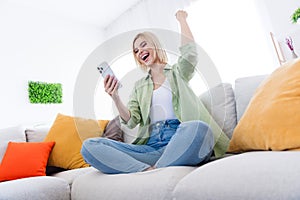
left=234, top=75, right=267, bottom=121
left=102, top=116, right=124, bottom=142
left=199, top=83, right=237, bottom=139
left=25, top=124, right=51, bottom=142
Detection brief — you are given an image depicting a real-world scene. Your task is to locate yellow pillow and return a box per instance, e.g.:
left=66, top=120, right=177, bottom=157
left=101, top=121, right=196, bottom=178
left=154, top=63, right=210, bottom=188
left=44, top=113, right=109, bottom=169
left=228, top=59, right=300, bottom=153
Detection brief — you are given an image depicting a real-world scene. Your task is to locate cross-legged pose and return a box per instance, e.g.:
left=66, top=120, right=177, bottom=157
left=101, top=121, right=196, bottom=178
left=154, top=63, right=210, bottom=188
left=81, top=10, right=229, bottom=174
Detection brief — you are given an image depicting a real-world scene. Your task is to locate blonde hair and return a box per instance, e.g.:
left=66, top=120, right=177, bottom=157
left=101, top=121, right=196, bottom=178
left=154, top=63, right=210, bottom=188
left=132, top=32, right=168, bottom=71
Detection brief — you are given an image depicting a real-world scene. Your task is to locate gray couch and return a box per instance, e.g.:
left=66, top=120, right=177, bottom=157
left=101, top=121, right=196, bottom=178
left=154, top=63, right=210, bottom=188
left=1, top=75, right=300, bottom=200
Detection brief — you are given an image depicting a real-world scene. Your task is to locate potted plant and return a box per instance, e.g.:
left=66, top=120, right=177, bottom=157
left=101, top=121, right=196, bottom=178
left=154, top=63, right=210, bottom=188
left=291, top=7, right=300, bottom=24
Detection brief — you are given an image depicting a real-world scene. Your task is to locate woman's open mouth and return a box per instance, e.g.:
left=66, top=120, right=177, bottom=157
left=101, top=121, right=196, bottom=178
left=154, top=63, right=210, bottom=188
left=141, top=53, right=150, bottom=62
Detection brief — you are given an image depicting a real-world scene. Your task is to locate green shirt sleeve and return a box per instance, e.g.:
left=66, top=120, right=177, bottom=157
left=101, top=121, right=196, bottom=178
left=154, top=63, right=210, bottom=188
left=120, top=84, right=141, bottom=129
left=176, top=42, right=198, bottom=82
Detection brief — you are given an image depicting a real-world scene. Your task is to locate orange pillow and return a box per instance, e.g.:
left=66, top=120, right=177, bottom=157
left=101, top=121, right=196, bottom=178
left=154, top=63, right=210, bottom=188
left=228, top=59, right=300, bottom=152
left=0, top=141, right=55, bottom=181
left=44, top=113, right=109, bottom=170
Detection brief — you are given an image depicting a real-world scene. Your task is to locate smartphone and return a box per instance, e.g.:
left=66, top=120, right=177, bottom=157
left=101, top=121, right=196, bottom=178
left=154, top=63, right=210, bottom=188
left=97, top=62, right=122, bottom=88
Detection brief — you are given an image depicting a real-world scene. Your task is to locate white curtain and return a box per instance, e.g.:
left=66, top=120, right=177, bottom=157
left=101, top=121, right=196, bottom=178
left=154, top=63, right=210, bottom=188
left=104, top=0, right=195, bottom=39
left=103, top=0, right=278, bottom=85
left=186, top=0, right=277, bottom=84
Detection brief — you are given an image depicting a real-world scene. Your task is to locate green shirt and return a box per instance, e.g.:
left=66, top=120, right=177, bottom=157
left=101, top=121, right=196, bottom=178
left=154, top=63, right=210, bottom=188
left=121, top=42, right=229, bottom=158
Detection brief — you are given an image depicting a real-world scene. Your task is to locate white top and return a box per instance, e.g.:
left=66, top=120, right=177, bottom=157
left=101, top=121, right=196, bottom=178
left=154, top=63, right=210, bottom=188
left=150, top=79, right=177, bottom=123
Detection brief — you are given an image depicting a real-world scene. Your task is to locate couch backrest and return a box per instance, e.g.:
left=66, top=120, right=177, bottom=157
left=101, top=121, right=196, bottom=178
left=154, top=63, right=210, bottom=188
left=199, top=75, right=267, bottom=139
left=0, top=75, right=269, bottom=160
left=0, top=126, right=26, bottom=163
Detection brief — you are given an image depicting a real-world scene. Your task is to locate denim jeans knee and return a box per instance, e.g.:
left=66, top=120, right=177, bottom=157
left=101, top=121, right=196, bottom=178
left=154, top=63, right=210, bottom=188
left=155, top=120, right=214, bottom=168
left=80, top=137, right=100, bottom=164
left=193, top=121, right=214, bottom=161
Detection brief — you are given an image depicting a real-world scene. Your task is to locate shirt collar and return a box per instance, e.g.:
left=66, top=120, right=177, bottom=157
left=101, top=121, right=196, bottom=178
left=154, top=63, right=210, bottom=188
left=145, top=64, right=172, bottom=80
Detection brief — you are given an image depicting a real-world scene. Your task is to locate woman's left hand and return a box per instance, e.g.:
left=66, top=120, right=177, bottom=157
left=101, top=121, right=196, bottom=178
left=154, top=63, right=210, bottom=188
left=104, top=75, right=119, bottom=99
left=176, top=10, right=188, bottom=22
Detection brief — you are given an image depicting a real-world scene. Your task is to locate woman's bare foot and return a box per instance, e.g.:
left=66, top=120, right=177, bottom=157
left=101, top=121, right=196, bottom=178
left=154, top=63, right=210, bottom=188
left=144, top=166, right=156, bottom=171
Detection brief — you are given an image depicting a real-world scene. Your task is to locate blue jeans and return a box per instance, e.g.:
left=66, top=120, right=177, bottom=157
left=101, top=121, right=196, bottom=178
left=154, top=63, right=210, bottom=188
left=81, top=120, right=214, bottom=174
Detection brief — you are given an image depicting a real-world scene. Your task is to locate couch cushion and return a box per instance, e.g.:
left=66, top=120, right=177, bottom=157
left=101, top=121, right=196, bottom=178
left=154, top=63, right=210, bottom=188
left=0, top=141, right=55, bottom=181
left=0, top=176, right=70, bottom=200
left=173, top=152, right=300, bottom=200
left=52, top=167, right=96, bottom=187
left=44, top=113, right=109, bottom=169
left=200, top=83, right=237, bottom=139
left=234, top=75, right=266, bottom=121
left=0, top=126, right=26, bottom=163
left=71, top=166, right=195, bottom=200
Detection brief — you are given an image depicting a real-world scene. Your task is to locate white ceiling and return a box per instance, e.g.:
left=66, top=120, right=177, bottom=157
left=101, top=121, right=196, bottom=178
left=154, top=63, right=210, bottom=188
left=10, top=0, right=142, bottom=28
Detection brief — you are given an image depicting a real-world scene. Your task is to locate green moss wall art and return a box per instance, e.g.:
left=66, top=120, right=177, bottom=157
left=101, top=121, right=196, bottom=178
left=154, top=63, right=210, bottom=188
left=28, top=81, right=63, bottom=104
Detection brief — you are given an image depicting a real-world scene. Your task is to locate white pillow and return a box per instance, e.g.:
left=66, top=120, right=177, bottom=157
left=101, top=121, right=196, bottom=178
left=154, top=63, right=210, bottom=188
left=0, top=126, right=26, bottom=163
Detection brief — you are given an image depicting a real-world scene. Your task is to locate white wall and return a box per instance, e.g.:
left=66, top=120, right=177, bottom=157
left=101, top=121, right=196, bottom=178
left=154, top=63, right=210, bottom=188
left=255, top=0, right=300, bottom=63
left=0, top=2, right=104, bottom=128
left=255, top=0, right=300, bottom=38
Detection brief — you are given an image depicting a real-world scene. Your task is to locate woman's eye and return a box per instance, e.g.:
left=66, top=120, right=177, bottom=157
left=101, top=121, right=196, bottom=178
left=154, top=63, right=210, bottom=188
left=141, top=42, right=147, bottom=47
left=134, top=49, right=139, bottom=54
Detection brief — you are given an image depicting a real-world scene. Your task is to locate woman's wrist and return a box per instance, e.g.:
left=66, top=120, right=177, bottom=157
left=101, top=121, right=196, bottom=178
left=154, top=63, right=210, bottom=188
left=178, top=18, right=187, bottom=25
left=112, top=93, right=120, bottom=102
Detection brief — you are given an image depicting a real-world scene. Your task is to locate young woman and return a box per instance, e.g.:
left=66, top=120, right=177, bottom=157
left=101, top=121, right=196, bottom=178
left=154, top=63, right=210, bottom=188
left=81, top=10, right=229, bottom=174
